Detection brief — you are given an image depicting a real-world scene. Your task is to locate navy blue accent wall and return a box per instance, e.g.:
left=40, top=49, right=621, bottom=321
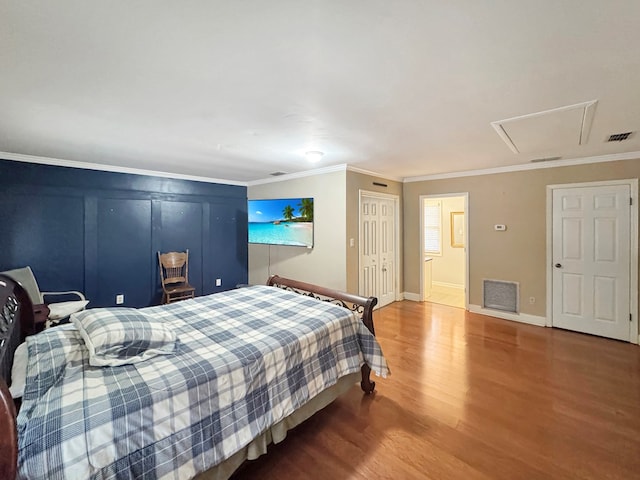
left=0, top=159, right=248, bottom=308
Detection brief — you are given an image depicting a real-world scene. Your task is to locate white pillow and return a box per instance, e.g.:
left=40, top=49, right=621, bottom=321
left=71, top=308, right=177, bottom=367
left=48, top=300, right=90, bottom=321
left=9, top=342, right=28, bottom=398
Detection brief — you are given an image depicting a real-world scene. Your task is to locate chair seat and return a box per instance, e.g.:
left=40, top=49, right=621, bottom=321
left=162, top=283, right=195, bottom=304
left=48, top=300, right=90, bottom=320
left=164, top=284, right=195, bottom=294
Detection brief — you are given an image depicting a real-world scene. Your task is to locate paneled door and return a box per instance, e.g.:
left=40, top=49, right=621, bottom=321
left=552, top=184, right=631, bottom=340
left=360, top=193, right=397, bottom=308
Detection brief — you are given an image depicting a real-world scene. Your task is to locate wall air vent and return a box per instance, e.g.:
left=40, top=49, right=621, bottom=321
left=606, top=132, right=633, bottom=142
left=483, top=279, right=519, bottom=313
left=269, top=171, right=287, bottom=176
left=530, top=156, right=562, bottom=163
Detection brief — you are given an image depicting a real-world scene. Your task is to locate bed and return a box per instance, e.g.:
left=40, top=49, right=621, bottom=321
left=0, top=274, right=389, bottom=480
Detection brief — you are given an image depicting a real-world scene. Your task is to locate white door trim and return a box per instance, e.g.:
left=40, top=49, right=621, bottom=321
left=358, top=190, right=401, bottom=302
left=546, top=179, right=638, bottom=344
left=419, top=192, right=469, bottom=309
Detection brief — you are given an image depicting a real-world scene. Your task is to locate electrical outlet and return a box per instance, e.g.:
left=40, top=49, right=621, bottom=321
left=215, top=278, right=222, bottom=287
left=529, top=296, right=535, bottom=304
left=116, top=294, right=124, bottom=304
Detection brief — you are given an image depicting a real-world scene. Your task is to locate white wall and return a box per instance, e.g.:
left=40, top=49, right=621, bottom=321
left=248, top=170, right=348, bottom=291
left=428, top=195, right=465, bottom=287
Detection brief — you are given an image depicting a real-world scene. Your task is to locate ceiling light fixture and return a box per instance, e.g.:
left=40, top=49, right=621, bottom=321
left=305, top=151, right=324, bottom=162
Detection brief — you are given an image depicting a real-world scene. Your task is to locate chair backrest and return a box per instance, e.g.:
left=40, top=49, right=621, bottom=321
left=0, top=267, right=43, bottom=304
left=158, top=250, right=190, bottom=286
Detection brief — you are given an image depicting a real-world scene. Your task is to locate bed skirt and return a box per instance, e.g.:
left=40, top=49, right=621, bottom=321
left=194, top=372, right=360, bottom=480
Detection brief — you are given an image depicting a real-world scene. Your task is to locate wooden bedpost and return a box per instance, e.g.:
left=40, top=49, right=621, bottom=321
left=0, top=378, right=18, bottom=480
left=266, top=275, right=379, bottom=394
left=0, top=274, right=35, bottom=480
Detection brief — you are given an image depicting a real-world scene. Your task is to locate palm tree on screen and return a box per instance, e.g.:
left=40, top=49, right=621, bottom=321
left=282, top=205, right=295, bottom=221
left=298, top=198, right=314, bottom=221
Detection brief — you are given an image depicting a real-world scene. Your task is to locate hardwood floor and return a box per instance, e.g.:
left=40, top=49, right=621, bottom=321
left=233, top=301, right=640, bottom=480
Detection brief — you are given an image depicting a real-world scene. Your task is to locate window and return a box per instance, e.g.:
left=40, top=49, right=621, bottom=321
left=424, top=200, right=442, bottom=255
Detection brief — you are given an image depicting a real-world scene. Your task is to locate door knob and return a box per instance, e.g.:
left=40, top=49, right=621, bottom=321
left=555, top=263, right=562, bottom=268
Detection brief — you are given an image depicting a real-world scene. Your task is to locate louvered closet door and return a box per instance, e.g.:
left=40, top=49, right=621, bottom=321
left=552, top=185, right=631, bottom=341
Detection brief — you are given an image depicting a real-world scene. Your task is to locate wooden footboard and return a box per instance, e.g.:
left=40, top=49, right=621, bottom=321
left=266, top=275, right=379, bottom=394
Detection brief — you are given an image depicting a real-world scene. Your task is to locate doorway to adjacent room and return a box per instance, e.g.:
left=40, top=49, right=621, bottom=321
left=420, top=193, right=468, bottom=309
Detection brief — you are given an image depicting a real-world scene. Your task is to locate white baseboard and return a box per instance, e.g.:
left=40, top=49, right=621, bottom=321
left=403, top=292, right=421, bottom=302
left=469, top=304, right=547, bottom=327
left=432, top=281, right=465, bottom=290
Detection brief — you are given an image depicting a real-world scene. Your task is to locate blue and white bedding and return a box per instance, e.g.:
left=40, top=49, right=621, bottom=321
left=17, top=285, right=389, bottom=480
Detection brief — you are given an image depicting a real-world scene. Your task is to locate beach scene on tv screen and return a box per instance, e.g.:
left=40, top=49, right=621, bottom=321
left=248, top=198, right=314, bottom=247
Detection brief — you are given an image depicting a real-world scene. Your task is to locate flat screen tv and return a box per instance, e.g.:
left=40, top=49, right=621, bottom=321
left=248, top=197, right=314, bottom=248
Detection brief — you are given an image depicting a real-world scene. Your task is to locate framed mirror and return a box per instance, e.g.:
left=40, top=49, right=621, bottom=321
left=450, top=212, right=464, bottom=248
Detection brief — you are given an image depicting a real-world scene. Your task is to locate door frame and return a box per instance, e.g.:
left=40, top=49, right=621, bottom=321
left=419, top=192, right=469, bottom=309
left=358, top=190, right=402, bottom=304
left=545, top=179, right=639, bottom=344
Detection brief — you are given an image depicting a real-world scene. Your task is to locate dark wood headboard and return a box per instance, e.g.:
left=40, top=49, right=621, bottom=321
left=0, top=275, right=34, bottom=384
left=0, top=274, right=35, bottom=480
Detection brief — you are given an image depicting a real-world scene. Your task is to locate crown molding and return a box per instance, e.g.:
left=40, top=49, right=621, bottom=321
left=5, top=149, right=638, bottom=188
left=346, top=165, right=403, bottom=182
left=0, top=151, right=247, bottom=186
left=403, top=150, right=640, bottom=183
left=248, top=164, right=401, bottom=186
left=0, top=151, right=398, bottom=187
left=246, top=164, right=348, bottom=186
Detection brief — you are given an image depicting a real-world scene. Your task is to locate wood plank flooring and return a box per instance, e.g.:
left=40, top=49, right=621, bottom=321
left=233, top=301, right=640, bottom=480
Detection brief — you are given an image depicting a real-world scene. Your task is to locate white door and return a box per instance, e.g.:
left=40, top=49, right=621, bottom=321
left=360, top=196, right=378, bottom=300
left=552, top=184, right=631, bottom=341
left=378, top=199, right=396, bottom=307
left=360, top=194, right=397, bottom=307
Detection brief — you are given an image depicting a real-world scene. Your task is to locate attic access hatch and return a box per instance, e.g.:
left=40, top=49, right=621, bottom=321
left=491, top=100, right=598, bottom=154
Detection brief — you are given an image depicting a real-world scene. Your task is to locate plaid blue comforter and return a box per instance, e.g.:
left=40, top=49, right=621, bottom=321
left=17, top=285, right=389, bottom=480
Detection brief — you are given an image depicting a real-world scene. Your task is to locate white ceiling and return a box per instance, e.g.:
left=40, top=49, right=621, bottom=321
left=1, top=1, right=639, bottom=183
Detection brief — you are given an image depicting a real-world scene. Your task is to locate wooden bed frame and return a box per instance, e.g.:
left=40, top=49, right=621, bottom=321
left=267, top=275, right=378, bottom=395
left=0, top=273, right=379, bottom=479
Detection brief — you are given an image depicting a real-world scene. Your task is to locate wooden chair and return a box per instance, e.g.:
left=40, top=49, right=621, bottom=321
left=158, top=250, right=196, bottom=304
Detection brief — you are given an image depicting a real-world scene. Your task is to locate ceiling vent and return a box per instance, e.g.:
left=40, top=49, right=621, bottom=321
left=491, top=100, right=598, bottom=154
left=606, top=132, right=634, bottom=142
left=269, top=171, right=287, bottom=176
